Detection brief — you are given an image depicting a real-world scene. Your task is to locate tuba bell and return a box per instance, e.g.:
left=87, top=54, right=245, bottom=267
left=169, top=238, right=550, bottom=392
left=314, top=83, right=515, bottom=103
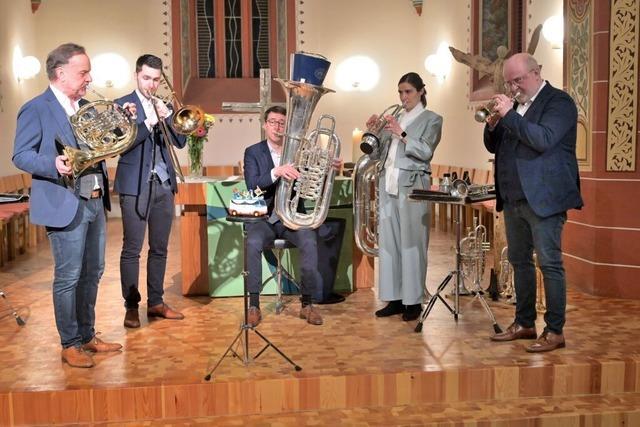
left=65, top=89, right=137, bottom=177
left=273, top=78, right=340, bottom=230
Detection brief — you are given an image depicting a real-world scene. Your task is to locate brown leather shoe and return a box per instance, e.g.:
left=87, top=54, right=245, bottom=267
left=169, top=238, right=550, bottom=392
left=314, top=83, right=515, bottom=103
left=147, top=303, right=185, bottom=320
left=61, top=346, right=94, bottom=368
left=247, top=306, right=262, bottom=327
left=124, top=309, right=141, bottom=328
left=82, top=336, right=123, bottom=353
left=299, top=304, right=323, bottom=325
left=526, top=330, right=565, bottom=353
left=491, top=321, right=537, bottom=342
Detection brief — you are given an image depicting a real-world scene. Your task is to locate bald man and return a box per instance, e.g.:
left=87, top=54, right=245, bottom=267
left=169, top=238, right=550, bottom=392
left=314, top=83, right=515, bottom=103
left=484, top=53, right=583, bottom=353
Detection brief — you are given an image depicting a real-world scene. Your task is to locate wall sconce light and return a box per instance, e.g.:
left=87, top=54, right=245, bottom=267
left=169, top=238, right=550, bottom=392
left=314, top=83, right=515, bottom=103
left=335, top=55, right=380, bottom=92
left=91, top=53, right=130, bottom=88
left=542, top=15, right=564, bottom=49
left=424, top=42, right=452, bottom=83
left=13, top=46, right=41, bottom=82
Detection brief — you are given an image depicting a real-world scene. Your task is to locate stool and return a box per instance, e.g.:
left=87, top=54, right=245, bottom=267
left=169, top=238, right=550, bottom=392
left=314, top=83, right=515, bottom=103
left=262, top=238, right=301, bottom=314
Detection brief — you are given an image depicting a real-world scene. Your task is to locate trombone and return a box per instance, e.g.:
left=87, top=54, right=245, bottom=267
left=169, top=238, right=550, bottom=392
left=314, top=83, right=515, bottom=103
left=147, top=72, right=206, bottom=182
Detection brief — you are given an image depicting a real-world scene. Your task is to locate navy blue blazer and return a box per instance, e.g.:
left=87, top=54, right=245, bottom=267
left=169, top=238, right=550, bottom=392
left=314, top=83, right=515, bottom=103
left=12, top=87, right=110, bottom=228
left=113, top=91, right=186, bottom=196
left=484, top=82, right=583, bottom=218
left=243, top=140, right=304, bottom=215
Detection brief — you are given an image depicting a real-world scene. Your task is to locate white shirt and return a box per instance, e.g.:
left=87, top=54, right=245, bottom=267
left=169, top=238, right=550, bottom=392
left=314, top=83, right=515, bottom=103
left=384, top=103, right=425, bottom=195
left=50, top=84, right=79, bottom=116
left=50, top=85, right=99, bottom=188
left=135, top=89, right=173, bottom=131
left=267, top=141, right=282, bottom=182
left=516, top=81, right=546, bottom=116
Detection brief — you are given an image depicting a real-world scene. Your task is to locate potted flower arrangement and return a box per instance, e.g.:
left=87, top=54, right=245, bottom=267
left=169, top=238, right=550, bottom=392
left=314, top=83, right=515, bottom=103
left=186, top=113, right=215, bottom=176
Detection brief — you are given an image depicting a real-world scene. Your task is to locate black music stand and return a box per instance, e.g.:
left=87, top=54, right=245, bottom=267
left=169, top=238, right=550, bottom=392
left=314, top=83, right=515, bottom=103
left=409, top=189, right=502, bottom=334
left=204, top=215, right=301, bottom=381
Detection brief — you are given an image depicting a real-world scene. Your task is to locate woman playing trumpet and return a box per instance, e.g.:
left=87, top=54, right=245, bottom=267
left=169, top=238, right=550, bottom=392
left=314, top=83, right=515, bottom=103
left=369, top=72, right=443, bottom=321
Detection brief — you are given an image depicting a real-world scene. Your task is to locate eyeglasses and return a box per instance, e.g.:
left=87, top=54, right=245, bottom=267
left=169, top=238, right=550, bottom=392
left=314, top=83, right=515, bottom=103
left=266, top=119, right=286, bottom=127
left=503, top=69, right=536, bottom=90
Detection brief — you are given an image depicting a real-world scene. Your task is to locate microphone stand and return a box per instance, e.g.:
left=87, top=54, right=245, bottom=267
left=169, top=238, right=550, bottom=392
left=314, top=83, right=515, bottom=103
left=204, top=215, right=301, bottom=381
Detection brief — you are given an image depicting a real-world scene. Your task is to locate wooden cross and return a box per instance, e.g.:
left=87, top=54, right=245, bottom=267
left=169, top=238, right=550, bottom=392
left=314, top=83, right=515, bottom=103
left=221, top=68, right=286, bottom=138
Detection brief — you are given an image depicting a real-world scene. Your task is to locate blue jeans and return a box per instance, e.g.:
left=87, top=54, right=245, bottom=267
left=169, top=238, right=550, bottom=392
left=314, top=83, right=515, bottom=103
left=47, top=198, right=106, bottom=348
left=503, top=200, right=567, bottom=334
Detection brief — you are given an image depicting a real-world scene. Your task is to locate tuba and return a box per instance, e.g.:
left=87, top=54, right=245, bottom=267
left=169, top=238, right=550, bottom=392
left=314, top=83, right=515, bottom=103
left=353, top=104, right=403, bottom=257
left=65, top=88, right=137, bottom=177
left=273, top=78, right=340, bottom=230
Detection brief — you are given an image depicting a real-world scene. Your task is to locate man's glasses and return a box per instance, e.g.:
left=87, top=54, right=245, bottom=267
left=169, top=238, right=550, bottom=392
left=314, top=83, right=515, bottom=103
left=503, top=69, right=536, bottom=90
left=266, top=119, right=286, bottom=127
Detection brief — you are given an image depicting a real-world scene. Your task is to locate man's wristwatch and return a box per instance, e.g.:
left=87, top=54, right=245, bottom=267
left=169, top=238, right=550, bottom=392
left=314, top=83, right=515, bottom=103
left=401, top=131, right=407, bottom=138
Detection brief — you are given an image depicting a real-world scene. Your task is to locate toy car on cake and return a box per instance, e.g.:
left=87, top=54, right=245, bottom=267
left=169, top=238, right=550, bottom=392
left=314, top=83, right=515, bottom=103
left=229, top=187, right=268, bottom=217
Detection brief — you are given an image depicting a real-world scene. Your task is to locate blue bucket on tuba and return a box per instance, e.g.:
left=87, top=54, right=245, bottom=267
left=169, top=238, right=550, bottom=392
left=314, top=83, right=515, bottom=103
left=290, top=52, right=331, bottom=86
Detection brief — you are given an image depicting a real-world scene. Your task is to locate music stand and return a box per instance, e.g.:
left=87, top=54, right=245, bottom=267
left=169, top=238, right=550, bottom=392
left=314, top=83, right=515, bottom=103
left=204, top=215, right=301, bottom=381
left=409, top=189, right=502, bottom=334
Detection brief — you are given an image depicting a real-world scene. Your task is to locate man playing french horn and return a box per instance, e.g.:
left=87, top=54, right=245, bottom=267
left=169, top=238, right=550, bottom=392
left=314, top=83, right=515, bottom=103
left=114, top=54, right=187, bottom=329
left=12, top=43, right=126, bottom=368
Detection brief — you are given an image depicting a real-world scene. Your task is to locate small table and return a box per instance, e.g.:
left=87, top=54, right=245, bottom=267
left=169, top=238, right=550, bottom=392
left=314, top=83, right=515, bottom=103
left=409, top=188, right=502, bottom=334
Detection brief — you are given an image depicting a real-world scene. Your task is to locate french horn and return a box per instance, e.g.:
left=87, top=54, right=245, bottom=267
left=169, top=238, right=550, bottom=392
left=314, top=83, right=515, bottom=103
left=65, top=88, right=137, bottom=177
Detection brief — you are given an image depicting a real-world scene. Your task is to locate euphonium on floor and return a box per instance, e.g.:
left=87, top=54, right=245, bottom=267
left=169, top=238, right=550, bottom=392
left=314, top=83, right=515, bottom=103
left=459, top=221, right=491, bottom=293
left=353, top=154, right=379, bottom=257
left=66, top=89, right=137, bottom=177
left=273, top=78, right=339, bottom=230
left=498, top=246, right=516, bottom=304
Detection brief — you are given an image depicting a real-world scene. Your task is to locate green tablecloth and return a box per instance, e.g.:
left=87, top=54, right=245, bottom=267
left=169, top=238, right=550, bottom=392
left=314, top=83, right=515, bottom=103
left=206, top=177, right=353, bottom=297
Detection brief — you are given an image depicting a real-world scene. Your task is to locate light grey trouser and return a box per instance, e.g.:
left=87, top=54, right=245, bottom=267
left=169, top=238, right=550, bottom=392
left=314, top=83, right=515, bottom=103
left=377, top=171, right=431, bottom=305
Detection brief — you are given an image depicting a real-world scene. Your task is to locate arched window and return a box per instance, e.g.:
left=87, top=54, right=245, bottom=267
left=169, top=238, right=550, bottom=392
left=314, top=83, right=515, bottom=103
left=171, top=0, right=296, bottom=113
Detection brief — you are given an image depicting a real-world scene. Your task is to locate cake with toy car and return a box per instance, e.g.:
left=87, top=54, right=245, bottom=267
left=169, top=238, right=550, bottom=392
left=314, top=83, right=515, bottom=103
left=229, top=187, right=268, bottom=217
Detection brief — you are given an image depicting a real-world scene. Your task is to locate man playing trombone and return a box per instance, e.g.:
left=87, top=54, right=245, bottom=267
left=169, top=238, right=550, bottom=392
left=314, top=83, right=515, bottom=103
left=114, top=54, right=186, bottom=328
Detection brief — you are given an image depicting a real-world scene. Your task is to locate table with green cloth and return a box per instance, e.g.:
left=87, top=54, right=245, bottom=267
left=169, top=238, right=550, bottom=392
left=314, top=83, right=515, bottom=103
left=206, top=177, right=353, bottom=297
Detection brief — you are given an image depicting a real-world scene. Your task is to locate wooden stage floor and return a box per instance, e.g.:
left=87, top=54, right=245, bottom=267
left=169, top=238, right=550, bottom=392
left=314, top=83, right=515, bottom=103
left=1, top=218, right=640, bottom=425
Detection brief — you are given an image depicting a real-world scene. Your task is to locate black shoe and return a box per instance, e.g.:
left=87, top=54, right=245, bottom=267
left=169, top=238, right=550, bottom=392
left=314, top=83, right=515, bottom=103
left=375, top=300, right=404, bottom=317
left=317, top=292, right=346, bottom=305
left=402, top=304, right=422, bottom=321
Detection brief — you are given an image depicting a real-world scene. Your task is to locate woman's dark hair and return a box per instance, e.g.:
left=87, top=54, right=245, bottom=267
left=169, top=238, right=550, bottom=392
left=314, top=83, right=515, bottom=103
left=398, top=72, right=427, bottom=106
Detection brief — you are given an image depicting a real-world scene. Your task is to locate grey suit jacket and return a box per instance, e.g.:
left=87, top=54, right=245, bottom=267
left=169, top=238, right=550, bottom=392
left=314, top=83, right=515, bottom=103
left=379, top=108, right=443, bottom=189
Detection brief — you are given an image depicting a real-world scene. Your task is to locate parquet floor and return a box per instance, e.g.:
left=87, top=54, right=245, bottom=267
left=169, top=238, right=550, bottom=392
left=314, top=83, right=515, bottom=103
left=1, top=218, right=640, bottom=425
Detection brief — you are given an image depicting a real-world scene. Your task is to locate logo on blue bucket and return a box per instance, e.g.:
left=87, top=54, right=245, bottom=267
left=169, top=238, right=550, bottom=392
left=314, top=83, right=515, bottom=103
left=290, top=52, right=331, bottom=86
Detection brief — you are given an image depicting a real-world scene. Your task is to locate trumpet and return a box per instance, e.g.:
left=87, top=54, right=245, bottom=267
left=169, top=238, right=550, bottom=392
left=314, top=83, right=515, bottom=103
left=474, top=92, right=521, bottom=127
left=360, top=104, right=403, bottom=158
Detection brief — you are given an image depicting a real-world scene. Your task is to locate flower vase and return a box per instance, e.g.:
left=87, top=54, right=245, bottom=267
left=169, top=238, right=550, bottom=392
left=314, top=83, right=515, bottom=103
left=189, top=155, right=203, bottom=177
left=187, top=136, right=205, bottom=177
